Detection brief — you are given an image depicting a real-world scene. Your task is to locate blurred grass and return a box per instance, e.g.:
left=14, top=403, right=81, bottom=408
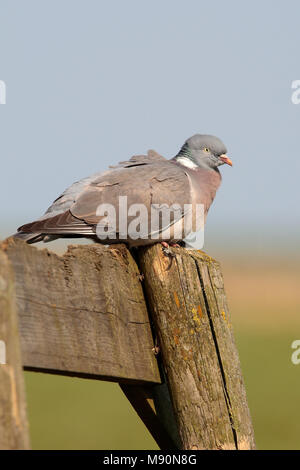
left=24, top=373, right=159, bottom=450
left=19, top=252, right=300, bottom=449
left=236, top=328, right=300, bottom=450
left=24, top=328, right=300, bottom=450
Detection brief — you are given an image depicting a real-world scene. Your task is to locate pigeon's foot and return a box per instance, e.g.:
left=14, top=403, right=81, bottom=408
left=161, top=241, right=169, bottom=249
left=160, top=242, right=177, bottom=271
left=160, top=241, right=176, bottom=258
left=161, top=241, right=181, bottom=248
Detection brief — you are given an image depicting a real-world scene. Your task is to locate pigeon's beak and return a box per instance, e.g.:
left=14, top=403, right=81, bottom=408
left=219, top=154, right=233, bottom=166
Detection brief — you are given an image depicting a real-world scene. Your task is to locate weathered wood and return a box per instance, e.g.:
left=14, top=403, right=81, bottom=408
left=120, top=383, right=179, bottom=450
left=0, top=250, right=30, bottom=449
left=138, top=244, right=255, bottom=450
left=0, top=238, right=160, bottom=384
left=190, top=251, right=255, bottom=450
left=0, top=237, right=255, bottom=451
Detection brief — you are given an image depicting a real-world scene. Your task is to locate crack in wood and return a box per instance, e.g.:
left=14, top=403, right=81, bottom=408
left=16, top=295, right=150, bottom=326
left=193, top=258, right=238, bottom=449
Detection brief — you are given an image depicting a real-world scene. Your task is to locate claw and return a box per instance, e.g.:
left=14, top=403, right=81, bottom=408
left=161, top=241, right=169, bottom=248
left=160, top=241, right=176, bottom=258
left=160, top=242, right=176, bottom=271
left=162, top=246, right=176, bottom=258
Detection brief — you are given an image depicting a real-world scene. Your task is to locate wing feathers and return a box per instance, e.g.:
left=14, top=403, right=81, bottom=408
left=18, top=210, right=95, bottom=235
left=16, top=151, right=194, bottom=244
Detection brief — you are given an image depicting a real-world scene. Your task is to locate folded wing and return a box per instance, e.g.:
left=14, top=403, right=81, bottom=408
left=17, top=151, right=193, bottom=244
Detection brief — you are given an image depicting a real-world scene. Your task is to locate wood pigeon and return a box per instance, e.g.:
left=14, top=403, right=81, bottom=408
left=14, top=134, right=232, bottom=246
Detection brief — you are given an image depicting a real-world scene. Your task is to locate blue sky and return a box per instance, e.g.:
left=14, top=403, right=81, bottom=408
left=0, top=0, right=299, bottom=254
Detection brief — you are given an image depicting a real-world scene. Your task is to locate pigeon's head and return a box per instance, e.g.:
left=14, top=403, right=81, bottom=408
left=175, top=134, right=232, bottom=170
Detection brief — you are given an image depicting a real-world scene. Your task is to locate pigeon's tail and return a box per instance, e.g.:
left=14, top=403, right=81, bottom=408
left=13, top=232, right=45, bottom=244
left=12, top=232, right=59, bottom=244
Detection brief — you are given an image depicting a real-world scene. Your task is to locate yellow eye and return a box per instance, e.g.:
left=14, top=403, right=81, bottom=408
left=203, top=147, right=210, bottom=153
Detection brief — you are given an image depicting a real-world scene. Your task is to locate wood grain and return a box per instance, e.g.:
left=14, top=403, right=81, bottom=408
left=1, top=238, right=160, bottom=384
left=138, top=244, right=256, bottom=450
left=0, top=250, right=30, bottom=449
left=0, top=237, right=255, bottom=450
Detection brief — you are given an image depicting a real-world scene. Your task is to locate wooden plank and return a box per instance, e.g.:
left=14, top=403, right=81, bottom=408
left=0, top=238, right=160, bottom=385
left=138, top=245, right=256, bottom=450
left=0, top=250, right=30, bottom=449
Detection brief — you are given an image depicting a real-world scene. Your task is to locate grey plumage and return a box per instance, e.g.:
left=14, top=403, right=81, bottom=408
left=15, top=134, right=232, bottom=245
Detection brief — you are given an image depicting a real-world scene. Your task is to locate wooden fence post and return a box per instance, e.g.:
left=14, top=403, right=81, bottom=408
left=138, top=244, right=256, bottom=450
left=0, top=238, right=255, bottom=450
left=0, top=251, right=30, bottom=449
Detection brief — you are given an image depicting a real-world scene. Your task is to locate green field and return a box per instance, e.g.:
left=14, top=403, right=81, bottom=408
left=24, top=327, right=300, bottom=450
left=236, top=329, right=300, bottom=450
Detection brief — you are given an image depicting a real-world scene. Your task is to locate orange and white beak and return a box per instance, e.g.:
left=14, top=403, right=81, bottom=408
left=219, top=154, right=233, bottom=167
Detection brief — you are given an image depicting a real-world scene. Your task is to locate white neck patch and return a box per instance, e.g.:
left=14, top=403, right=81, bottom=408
left=176, top=156, right=198, bottom=169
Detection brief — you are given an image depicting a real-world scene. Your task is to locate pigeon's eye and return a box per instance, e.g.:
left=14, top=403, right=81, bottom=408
left=203, top=147, right=210, bottom=153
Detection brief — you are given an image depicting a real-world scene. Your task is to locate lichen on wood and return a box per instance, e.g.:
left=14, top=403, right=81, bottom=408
left=138, top=244, right=255, bottom=450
